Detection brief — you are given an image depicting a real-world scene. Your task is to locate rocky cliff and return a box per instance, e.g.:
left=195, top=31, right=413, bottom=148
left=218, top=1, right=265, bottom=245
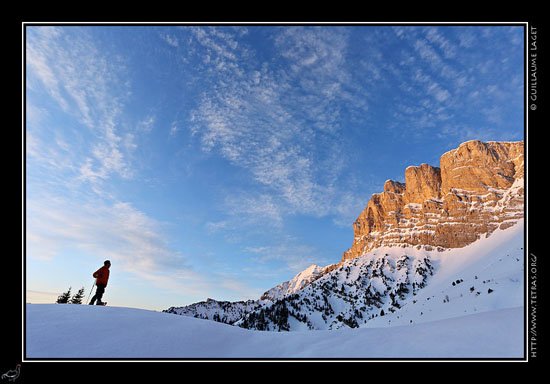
left=342, top=140, right=524, bottom=261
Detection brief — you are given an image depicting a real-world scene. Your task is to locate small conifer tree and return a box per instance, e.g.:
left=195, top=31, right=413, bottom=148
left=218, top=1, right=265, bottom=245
left=70, top=287, right=85, bottom=304
left=56, top=287, right=72, bottom=304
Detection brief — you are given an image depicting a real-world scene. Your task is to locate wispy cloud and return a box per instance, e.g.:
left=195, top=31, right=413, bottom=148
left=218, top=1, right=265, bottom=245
left=386, top=26, right=523, bottom=139
left=138, top=115, right=156, bottom=133
left=188, top=27, right=374, bottom=230
left=225, top=193, right=284, bottom=228
left=205, top=220, right=229, bottom=234
left=26, top=130, right=77, bottom=174
left=245, top=240, right=330, bottom=273
left=169, top=121, right=179, bottom=136
left=27, top=189, right=267, bottom=303
left=26, top=28, right=68, bottom=110
left=26, top=194, right=208, bottom=295
left=26, top=27, right=134, bottom=188
left=161, top=33, right=179, bottom=47
left=425, top=27, right=457, bottom=59
left=25, top=27, right=210, bottom=299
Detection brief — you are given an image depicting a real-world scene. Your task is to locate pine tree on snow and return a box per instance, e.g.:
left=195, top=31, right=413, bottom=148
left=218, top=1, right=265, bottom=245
left=56, top=287, right=72, bottom=304
left=70, top=287, right=85, bottom=304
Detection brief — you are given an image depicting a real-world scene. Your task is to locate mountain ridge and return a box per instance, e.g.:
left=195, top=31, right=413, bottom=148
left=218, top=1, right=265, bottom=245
left=236, top=221, right=522, bottom=331
left=164, top=139, right=524, bottom=331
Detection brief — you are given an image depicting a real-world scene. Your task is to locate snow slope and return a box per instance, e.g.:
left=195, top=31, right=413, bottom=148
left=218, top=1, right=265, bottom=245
left=26, top=304, right=523, bottom=358
left=235, top=221, right=523, bottom=331
left=261, top=264, right=327, bottom=301
left=367, top=220, right=524, bottom=327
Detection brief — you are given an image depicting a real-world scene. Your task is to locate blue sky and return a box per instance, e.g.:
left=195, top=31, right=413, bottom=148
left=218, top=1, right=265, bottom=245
left=26, top=25, right=524, bottom=310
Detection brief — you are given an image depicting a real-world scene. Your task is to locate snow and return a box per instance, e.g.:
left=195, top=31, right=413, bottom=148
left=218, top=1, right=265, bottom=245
left=287, top=264, right=324, bottom=293
left=26, top=304, right=523, bottom=358
left=366, top=220, right=524, bottom=327
left=260, top=264, right=324, bottom=301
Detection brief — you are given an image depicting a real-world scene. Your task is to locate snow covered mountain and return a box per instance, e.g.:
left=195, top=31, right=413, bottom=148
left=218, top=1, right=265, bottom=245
left=164, top=298, right=259, bottom=325
left=260, top=264, right=332, bottom=301
left=166, top=222, right=523, bottom=331
left=164, top=264, right=335, bottom=322
left=164, top=140, right=524, bottom=333
left=237, top=221, right=523, bottom=331
left=236, top=250, right=434, bottom=330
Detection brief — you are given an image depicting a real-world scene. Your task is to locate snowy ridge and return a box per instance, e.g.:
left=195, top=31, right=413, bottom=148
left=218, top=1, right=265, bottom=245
left=237, top=251, right=434, bottom=331
left=260, top=264, right=327, bottom=301
left=164, top=298, right=259, bottom=325
left=237, top=221, right=523, bottom=331
left=165, top=219, right=523, bottom=332
left=165, top=264, right=335, bottom=322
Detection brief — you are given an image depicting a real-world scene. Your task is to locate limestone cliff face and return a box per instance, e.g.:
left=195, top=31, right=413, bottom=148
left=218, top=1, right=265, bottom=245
left=342, top=140, right=524, bottom=261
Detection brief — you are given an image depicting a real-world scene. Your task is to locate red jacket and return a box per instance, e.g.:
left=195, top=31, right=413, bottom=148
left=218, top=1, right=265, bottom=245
left=93, top=266, right=110, bottom=286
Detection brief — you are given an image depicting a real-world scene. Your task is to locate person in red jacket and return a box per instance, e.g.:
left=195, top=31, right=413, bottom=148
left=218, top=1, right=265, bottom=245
left=89, top=260, right=111, bottom=305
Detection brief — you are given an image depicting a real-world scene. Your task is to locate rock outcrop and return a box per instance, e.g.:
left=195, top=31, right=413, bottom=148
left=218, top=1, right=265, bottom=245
left=342, top=140, right=524, bottom=261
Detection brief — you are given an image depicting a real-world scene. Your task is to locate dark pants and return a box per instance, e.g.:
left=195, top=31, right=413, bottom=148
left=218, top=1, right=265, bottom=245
left=89, top=284, right=106, bottom=305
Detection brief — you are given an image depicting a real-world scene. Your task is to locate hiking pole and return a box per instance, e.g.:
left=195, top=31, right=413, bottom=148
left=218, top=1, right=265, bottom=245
left=86, top=282, right=95, bottom=305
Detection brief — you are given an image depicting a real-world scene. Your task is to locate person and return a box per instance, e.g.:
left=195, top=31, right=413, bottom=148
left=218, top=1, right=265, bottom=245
left=89, top=260, right=111, bottom=305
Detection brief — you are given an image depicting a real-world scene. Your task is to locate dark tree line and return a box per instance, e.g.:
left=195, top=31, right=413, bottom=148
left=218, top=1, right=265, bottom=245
left=56, top=287, right=85, bottom=304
